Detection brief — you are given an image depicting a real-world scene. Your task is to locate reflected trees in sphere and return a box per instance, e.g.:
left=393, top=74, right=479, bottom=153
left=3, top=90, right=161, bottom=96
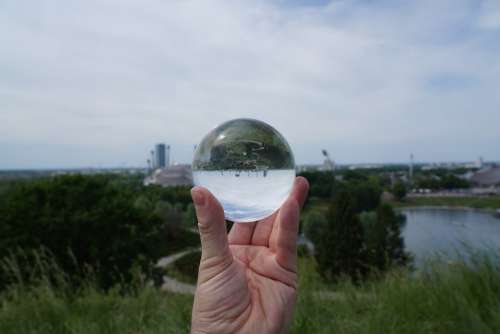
left=192, top=118, right=295, bottom=222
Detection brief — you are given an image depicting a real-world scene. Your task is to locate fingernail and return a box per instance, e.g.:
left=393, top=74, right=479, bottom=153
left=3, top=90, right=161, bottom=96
left=191, top=189, right=206, bottom=207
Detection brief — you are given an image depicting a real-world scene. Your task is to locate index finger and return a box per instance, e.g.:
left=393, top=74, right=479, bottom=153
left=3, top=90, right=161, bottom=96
left=290, top=176, right=309, bottom=209
left=252, top=176, right=309, bottom=247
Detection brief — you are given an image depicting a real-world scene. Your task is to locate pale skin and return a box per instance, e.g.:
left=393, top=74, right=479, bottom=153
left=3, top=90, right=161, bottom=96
left=190, top=177, right=309, bottom=334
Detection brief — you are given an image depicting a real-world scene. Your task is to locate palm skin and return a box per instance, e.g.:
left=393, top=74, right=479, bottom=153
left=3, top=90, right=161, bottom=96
left=190, top=177, right=309, bottom=334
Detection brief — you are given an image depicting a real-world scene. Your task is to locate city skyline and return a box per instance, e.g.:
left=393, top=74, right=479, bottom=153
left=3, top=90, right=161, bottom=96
left=0, top=148, right=494, bottom=171
left=1, top=0, right=500, bottom=169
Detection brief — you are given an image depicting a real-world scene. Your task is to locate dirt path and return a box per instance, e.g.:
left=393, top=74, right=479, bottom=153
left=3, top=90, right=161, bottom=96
left=156, top=248, right=199, bottom=295
left=156, top=248, right=199, bottom=268
left=157, top=248, right=367, bottom=300
left=161, top=275, right=196, bottom=294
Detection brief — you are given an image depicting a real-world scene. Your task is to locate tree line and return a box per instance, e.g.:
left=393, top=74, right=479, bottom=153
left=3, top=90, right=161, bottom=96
left=0, top=170, right=412, bottom=290
left=300, top=171, right=411, bottom=281
left=0, top=175, right=198, bottom=290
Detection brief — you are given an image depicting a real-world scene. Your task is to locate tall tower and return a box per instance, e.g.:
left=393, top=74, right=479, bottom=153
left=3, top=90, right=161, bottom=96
left=409, top=153, right=414, bottom=182
left=155, top=143, right=166, bottom=169
left=321, top=149, right=335, bottom=174
left=165, top=145, right=170, bottom=167
left=150, top=150, right=155, bottom=169
left=478, top=156, right=484, bottom=169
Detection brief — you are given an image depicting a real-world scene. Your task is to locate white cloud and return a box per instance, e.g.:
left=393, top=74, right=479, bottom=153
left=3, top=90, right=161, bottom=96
left=0, top=0, right=499, bottom=168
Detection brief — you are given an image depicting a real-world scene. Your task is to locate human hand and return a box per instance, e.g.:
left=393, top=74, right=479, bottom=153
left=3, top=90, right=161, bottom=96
left=190, top=177, right=309, bottom=334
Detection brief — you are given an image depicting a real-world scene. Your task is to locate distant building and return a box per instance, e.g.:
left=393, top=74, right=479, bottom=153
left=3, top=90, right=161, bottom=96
left=144, top=164, right=192, bottom=187
left=154, top=143, right=170, bottom=169
left=470, top=166, right=500, bottom=187
left=475, top=156, right=484, bottom=169
left=348, top=164, right=380, bottom=170
left=296, top=164, right=323, bottom=172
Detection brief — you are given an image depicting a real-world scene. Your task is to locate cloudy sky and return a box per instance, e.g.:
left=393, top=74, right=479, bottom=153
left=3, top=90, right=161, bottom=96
left=1, top=0, right=499, bottom=169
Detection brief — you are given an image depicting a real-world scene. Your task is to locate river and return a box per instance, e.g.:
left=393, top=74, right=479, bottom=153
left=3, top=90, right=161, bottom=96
left=401, top=208, right=500, bottom=266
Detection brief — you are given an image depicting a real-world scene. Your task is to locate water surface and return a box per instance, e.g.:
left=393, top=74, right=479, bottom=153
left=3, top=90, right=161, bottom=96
left=402, top=208, right=500, bottom=266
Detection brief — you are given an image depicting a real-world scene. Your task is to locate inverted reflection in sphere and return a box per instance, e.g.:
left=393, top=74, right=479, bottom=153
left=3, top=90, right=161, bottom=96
left=192, top=119, right=295, bottom=223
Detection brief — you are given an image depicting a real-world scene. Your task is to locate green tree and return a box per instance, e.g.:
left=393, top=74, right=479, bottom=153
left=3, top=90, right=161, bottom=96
left=332, top=177, right=382, bottom=213
left=302, top=211, right=327, bottom=247
left=183, top=203, right=197, bottom=230
left=342, top=170, right=369, bottom=182
left=350, top=179, right=382, bottom=212
left=362, top=204, right=411, bottom=271
left=315, top=191, right=365, bottom=281
left=377, top=204, right=411, bottom=267
left=441, top=174, right=470, bottom=189
left=391, top=181, right=407, bottom=201
left=298, top=171, right=334, bottom=198
left=0, top=175, right=165, bottom=289
left=154, top=200, right=184, bottom=238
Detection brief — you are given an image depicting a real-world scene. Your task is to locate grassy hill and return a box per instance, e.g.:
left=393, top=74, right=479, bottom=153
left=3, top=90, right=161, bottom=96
left=1, top=255, right=498, bottom=334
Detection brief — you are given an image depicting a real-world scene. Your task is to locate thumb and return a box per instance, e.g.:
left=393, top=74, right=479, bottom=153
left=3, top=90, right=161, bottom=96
left=191, top=186, right=230, bottom=261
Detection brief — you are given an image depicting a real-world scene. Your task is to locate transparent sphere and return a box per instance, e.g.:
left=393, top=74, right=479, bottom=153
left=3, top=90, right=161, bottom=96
left=192, top=118, right=296, bottom=223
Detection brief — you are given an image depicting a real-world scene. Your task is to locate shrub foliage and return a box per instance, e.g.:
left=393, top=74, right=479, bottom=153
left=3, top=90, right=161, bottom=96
left=0, top=175, right=197, bottom=289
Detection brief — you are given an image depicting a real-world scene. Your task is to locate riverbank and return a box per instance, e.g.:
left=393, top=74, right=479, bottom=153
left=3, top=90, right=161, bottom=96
left=388, top=196, right=500, bottom=211
left=305, top=196, right=500, bottom=218
left=395, top=205, right=499, bottom=215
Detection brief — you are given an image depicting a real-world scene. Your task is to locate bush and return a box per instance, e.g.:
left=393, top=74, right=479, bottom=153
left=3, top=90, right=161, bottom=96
left=0, top=175, right=171, bottom=289
left=333, top=178, right=382, bottom=213
left=303, top=212, right=327, bottom=247
left=312, top=194, right=410, bottom=281
left=391, top=181, right=407, bottom=201
left=361, top=205, right=412, bottom=271
left=298, top=171, right=334, bottom=198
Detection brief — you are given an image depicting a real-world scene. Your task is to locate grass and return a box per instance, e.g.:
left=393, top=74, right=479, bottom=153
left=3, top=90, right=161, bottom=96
left=389, top=196, right=500, bottom=210
left=1, top=254, right=499, bottom=333
left=293, top=256, right=500, bottom=333
left=0, top=251, right=193, bottom=334
left=0, top=285, right=193, bottom=334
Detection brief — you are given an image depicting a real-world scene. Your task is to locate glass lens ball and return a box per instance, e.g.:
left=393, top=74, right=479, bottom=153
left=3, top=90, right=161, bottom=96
left=192, top=118, right=296, bottom=223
